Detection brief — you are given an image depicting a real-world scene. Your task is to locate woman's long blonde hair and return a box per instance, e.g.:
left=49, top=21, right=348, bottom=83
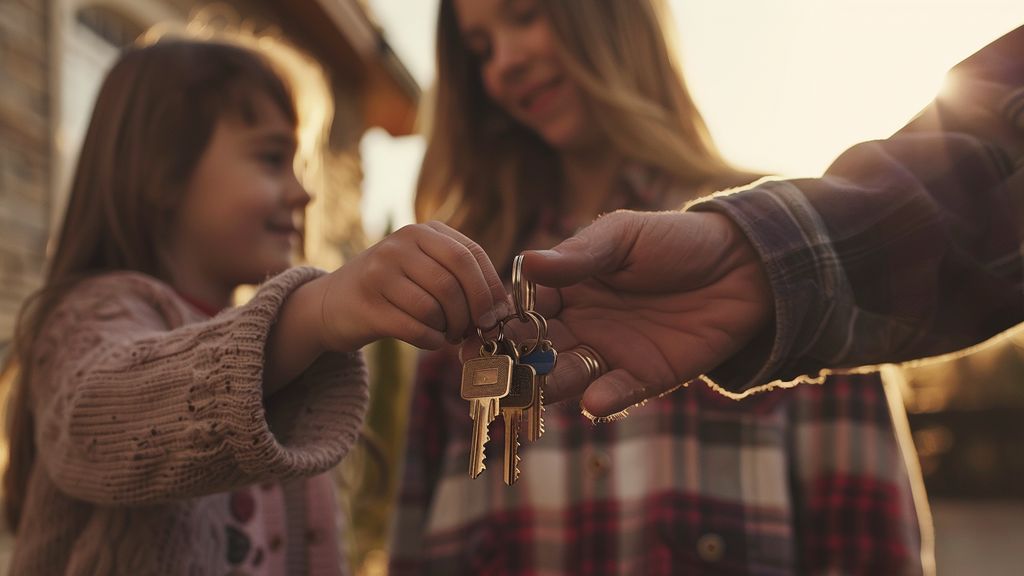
left=417, top=0, right=735, bottom=263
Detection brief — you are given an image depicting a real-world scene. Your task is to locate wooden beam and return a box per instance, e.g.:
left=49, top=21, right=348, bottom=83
left=271, top=0, right=420, bottom=136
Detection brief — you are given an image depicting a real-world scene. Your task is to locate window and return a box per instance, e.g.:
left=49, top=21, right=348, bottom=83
left=52, top=0, right=180, bottom=227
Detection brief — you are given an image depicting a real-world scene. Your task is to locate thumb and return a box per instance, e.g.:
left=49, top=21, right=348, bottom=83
left=522, top=210, right=640, bottom=287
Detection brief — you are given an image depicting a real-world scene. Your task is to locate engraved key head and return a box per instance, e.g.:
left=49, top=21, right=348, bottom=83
left=501, top=364, right=536, bottom=409
left=461, top=355, right=513, bottom=399
left=520, top=340, right=557, bottom=375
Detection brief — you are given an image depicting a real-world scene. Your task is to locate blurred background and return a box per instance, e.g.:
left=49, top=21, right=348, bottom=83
left=1, top=0, right=1023, bottom=574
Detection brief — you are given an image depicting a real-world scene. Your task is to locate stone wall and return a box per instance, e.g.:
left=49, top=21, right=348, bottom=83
left=0, top=0, right=51, bottom=352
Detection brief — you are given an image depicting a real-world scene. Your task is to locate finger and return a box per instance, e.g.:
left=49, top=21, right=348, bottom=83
left=424, top=221, right=511, bottom=317
left=401, top=254, right=472, bottom=342
left=546, top=347, right=611, bottom=406
left=533, top=285, right=563, bottom=318
left=522, top=211, right=641, bottom=287
left=414, top=225, right=503, bottom=331
left=459, top=336, right=483, bottom=363
left=580, top=369, right=673, bottom=417
left=380, top=276, right=446, bottom=334
left=375, top=301, right=447, bottom=350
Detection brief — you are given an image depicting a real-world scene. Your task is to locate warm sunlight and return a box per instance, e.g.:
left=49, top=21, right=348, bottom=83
left=361, top=0, right=1024, bottom=237
left=670, top=0, right=1024, bottom=177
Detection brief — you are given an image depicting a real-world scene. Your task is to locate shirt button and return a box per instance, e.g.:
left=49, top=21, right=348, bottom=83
left=305, top=529, right=320, bottom=545
left=697, top=533, right=725, bottom=562
left=587, top=451, right=612, bottom=477
left=268, top=535, right=283, bottom=552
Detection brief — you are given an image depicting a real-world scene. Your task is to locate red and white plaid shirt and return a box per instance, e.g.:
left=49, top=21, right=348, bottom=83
left=389, top=165, right=927, bottom=576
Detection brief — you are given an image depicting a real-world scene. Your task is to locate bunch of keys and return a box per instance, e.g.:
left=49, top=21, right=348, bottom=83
left=460, top=255, right=558, bottom=485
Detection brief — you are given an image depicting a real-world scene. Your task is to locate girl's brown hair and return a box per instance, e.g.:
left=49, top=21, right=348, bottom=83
left=416, top=0, right=737, bottom=264
left=2, top=39, right=297, bottom=530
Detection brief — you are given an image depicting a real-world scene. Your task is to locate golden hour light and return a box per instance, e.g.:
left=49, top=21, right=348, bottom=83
left=1, top=1, right=1023, bottom=575
left=361, top=1, right=1024, bottom=234
left=672, top=0, right=1024, bottom=178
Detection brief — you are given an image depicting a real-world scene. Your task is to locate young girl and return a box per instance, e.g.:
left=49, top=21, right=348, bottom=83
left=390, top=0, right=929, bottom=574
left=1, top=40, right=508, bottom=575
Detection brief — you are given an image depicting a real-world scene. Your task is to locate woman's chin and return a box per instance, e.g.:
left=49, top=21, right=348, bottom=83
left=537, top=121, right=600, bottom=154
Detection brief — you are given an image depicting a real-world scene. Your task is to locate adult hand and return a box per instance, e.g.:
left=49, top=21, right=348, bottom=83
left=475, top=210, right=774, bottom=417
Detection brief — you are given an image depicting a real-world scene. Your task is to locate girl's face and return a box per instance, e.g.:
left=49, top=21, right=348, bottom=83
left=455, top=0, right=596, bottom=151
left=171, top=94, right=309, bottom=287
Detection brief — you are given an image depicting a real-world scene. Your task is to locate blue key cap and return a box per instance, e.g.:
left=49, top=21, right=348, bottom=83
left=520, top=341, right=557, bottom=375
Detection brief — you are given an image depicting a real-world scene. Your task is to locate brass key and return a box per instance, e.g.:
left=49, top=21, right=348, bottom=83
left=520, top=338, right=557, bottom=442
left=501, top=357, right=536, bottom=486
left=461, top=341, right=512, bottom=478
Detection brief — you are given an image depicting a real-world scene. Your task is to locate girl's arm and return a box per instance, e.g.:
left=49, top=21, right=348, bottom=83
left=262, top=222, right=510, bottom=395
left=32, top=222, right=508, bottom=505
left=31, top=267, right=367, bottom=506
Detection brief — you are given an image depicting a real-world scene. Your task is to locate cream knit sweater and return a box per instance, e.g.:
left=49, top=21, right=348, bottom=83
left=8, top=267, right=369, bottom=575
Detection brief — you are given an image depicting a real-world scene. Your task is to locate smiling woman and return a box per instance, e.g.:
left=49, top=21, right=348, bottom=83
left=417, top=0, right=735, bottom=265
left=387, top=1, right=931, bottom=574
left=361, top=0, right=1024, bottom=234
left=356, top=2, right=1024, bottom=574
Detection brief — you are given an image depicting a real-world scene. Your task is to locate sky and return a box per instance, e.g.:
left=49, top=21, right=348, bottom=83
left=359, top=0, right=1024, bottom=239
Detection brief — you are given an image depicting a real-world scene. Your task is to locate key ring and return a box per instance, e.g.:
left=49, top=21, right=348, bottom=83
left=526, top=310, right=549, bottom=356
left=507, top=309, right=548, bottom=357
left=476, top=321, right=500, bottom=356
left=511, top=254, right=535, bottom=321
left=476, top=324, right=504, bottom=349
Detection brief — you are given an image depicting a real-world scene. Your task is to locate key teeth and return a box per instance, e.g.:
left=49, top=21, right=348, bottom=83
left=537, top=389, right=546, bottom=438
left=506, top=461, right=520, bottom=485
left=471, top=460, right=485, bottom=478
left=470, top=401, right=491, bottom=479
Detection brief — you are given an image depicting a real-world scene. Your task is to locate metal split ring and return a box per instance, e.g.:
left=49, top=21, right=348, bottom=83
left=511, top=254, right=535, bottom=321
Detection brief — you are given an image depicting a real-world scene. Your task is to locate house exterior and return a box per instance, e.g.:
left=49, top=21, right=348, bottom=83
left=0, top=0, right=419, bottom=356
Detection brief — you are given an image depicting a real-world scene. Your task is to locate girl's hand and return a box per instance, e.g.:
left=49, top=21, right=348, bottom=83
left=320, top=221, right=510, bottom=351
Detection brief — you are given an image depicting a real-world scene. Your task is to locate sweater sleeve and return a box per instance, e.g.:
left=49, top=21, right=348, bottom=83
left=688, top=25, right=1024, bottom=394
left=29, top=266, right=368, bottom=506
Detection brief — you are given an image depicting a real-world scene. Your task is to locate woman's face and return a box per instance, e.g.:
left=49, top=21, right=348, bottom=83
left=454, top=0, right=597, bottom=151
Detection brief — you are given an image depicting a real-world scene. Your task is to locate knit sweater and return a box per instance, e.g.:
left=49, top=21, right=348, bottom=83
left=8, top=267, right=369, bottom=575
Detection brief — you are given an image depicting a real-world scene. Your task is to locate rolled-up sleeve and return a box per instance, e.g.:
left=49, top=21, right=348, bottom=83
left=690, top=24, right=1024, bottom=393
left=31, top=267, right=369, bottom=506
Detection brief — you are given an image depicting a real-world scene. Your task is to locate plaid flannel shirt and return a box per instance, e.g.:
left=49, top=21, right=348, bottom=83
left=390, top=158, right=929, bottom=574
left=692, top=24, right=1024, bottom=394
left=390, top=351, right=923, bottom=576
